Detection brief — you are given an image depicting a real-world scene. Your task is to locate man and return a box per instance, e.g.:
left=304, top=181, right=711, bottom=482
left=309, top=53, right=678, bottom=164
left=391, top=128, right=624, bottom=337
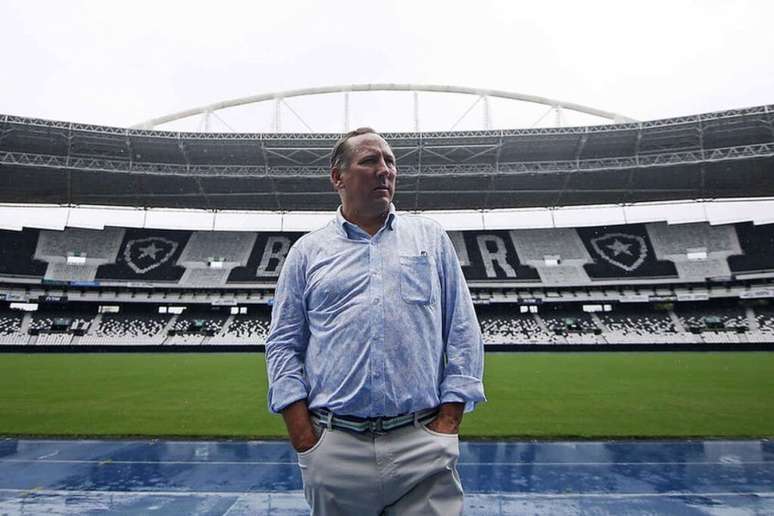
left=266, top=127, right=485, bottom=515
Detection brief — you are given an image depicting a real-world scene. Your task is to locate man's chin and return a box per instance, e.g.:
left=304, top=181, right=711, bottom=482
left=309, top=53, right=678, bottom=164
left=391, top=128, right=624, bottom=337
left=366, top=198, right=392, bottom=215
left=370, top=191, right=393, bottom=204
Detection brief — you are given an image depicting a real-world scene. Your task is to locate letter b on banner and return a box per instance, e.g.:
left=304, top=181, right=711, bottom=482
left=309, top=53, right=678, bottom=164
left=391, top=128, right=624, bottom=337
left=255, top=236, right=291, bottom=277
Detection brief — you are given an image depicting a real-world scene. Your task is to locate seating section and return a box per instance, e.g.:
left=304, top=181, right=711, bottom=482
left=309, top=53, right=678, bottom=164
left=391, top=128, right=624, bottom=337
left=210, top=314, right=272, bottom=344
left=178, top=231, right=256, bottom=264
left=165, top=311, right=229, bottom=344
left=647, top=222, right=739, bottom=281
left=35, top=228, right=125, bottom=282
left=30, top=312, right=91, bottom=332
left=676, top=304, right=748, bottom=331
left=0, top=310, right=22, bottom=335
left=756, top=305, right=774, bottom=334
left=540, top=310, right=604, bottom=344
left=542, top=310, right=598, bottom=334
left=599, top=308, right=678, bottom=344
left=0, top=309, right=26, bottom=344
left=510, top=229, right=589, bottom=262
left=3, top=223, right=774, bottom=285
left=80, top=313, right=171, bottom=345
left=1, top=301, right=772, bottom=345
left=478, top=308, right=547, bottom=344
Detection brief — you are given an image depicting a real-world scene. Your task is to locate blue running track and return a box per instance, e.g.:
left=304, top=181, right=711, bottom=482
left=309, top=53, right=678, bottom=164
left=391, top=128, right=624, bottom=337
left=0, top=438, right=772, bottom=514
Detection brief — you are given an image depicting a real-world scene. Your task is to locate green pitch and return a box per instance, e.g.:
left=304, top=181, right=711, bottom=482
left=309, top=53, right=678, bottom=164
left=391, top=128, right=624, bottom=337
left=1, top=352, right=772, bottom=439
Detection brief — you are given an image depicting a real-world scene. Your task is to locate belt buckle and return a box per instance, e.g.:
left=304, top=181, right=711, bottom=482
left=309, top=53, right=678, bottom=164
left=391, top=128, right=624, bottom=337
left=368, top=417, right=384, bottom=434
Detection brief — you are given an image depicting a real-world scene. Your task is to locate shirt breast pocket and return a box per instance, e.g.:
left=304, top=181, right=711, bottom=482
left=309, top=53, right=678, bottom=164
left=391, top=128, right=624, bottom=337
left=400, top=255, right=433, bottom=305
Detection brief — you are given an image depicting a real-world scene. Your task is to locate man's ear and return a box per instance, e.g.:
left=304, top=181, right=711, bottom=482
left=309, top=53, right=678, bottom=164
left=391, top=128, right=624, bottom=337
left=330, top=167, right=344, bottom=191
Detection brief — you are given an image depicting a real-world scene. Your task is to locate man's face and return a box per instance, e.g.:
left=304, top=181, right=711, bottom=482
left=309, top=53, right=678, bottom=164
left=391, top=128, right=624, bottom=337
left=332, top=133, right=397, bottom=216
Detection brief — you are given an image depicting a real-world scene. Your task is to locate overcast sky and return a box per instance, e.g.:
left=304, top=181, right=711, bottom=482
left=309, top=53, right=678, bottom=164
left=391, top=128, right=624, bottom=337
left=1, top=0, right=772, bottom=132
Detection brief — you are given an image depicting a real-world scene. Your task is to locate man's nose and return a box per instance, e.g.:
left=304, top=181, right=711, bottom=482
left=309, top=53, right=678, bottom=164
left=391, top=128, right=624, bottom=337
left=376, top=158, right=395, bottom=178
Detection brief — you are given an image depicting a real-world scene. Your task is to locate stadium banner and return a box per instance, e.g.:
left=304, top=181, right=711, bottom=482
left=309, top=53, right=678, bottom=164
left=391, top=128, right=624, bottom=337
left=739, top=289, right=774, bottom=299
left=41, top=279, right=69, bottom=286
left=38, top=295, right=68, bottom=303
left=211, top=299, right=238, bottom=306
left=620, top=295, right=650, bottom=303
left=577, top=224, right=678, bottom=280
left=453, top=230, right=540, bottom=282
left=69, top=280, right=100, bottom=287
left=2, top=223, right=774, bottom=288
left=0, top=229, right=47, bottom=277
left=96, top=229, right=191, bottom=282
left=677, top=292, right=710, bottom=301
left=648, top=295, right=678, bottom=302
left=729, top=223, right=774, bottom=274
left=227, top=232, right=305, bottom=282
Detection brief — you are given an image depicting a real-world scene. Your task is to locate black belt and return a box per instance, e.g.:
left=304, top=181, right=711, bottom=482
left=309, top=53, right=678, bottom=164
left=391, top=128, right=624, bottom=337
left=311, top=407, right=438, bottom=434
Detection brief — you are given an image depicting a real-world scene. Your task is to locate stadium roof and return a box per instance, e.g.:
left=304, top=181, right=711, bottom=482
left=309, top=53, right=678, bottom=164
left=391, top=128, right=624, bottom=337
left=130, top=83, right=638, bottom=131
left=3, top=197, right=774, bottom=232
left=0, top=104, right=772, bottom=211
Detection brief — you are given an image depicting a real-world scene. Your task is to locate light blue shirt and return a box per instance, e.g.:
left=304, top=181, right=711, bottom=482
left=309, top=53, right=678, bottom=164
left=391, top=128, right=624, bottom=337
left=266, top=204, right=485, bottom=417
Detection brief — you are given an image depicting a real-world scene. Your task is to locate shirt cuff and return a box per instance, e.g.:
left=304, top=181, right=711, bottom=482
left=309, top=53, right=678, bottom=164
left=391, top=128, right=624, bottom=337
left=439, top=374, right=486, bottom=412
left=268, top=376, right=309, bottom=413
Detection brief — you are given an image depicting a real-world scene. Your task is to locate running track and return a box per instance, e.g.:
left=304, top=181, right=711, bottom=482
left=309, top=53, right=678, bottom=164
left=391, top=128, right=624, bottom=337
left=0, top=438, right=772, bottom=514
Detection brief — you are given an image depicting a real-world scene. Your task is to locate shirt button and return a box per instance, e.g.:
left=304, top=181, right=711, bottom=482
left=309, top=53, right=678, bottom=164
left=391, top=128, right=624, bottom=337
left=372, top=297, right=380, bottom=305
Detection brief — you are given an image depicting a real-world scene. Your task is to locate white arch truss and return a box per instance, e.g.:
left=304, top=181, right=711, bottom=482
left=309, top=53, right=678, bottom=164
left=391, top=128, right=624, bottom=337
left=132, top=83, right=637, bottom=131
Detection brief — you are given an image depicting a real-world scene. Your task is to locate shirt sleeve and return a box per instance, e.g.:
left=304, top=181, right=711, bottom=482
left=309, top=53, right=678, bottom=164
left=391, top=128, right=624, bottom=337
left=437, top=229, right=486, bottom=412
left=265, top=245, right=311, bottom=413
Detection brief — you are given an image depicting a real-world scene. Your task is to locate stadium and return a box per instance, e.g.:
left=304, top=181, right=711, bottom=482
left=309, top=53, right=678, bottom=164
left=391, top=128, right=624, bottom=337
left=1, top=90, right=774, bottom=350
left=1, top=84, right=773, bottom=514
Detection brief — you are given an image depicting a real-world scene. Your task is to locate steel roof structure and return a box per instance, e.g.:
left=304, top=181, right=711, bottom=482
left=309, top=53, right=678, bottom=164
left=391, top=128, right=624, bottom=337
left=0, top=104, right=772, bottom=211
left=130, top=83, right=638, bottom=131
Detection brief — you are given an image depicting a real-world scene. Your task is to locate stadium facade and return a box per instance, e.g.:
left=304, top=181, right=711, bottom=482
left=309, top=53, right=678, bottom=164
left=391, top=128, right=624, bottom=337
left=1, top=101, right=773, bottom=349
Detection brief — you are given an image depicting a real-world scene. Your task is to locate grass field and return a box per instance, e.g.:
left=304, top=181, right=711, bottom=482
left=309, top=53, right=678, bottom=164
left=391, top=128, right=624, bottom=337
left=1, top=352, right=773, bottom=439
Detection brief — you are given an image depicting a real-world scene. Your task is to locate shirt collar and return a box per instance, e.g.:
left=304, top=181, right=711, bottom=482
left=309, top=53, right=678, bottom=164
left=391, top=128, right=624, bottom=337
left=335, top=204, right=397, bottom=238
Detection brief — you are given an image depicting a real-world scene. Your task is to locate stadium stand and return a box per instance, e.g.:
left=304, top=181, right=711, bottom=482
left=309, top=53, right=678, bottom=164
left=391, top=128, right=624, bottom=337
left=35, top=228, right=125, bottom=282
left=598, top=306, right=678, bottom=344
left=752, top=304, right=774, bottom=342
left=509, top=229, right=591, bottom=285
left=1, top=223, right=774, bottom=288
left=96, top=229, right=190, bottom=282
left=166, top=308, right=230, bottom=345
left=0, top=229, right=47, bottom=277
left=27, top=308, right=92, bottom=345
left=578, top=224, right=679, bottom=280
left=80, top=312, right=171, bottom=346
left=209, top=312, right=272, bottom=345
left=1, top=105, right=773, bottom=350
left=477, top=306, right=548, bottom=344
left=676, top=302, right=748, bottom=333
left=0, top=300, right=772, bottom=346
left=539, top=308, right=603, bottom=344
left=647, top=222, right=740, bottom=282
left=228, top=233, right=304, bottom=282
left=729, top=223, right=774, bottom=274
left=178, top=231, right=256, bottom=265
left=0, top=307, right=26, bottom=344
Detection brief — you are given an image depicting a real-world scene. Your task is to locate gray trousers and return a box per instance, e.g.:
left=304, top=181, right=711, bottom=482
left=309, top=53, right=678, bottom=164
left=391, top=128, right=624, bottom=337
left=296, top=421, right=463, bottom=515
